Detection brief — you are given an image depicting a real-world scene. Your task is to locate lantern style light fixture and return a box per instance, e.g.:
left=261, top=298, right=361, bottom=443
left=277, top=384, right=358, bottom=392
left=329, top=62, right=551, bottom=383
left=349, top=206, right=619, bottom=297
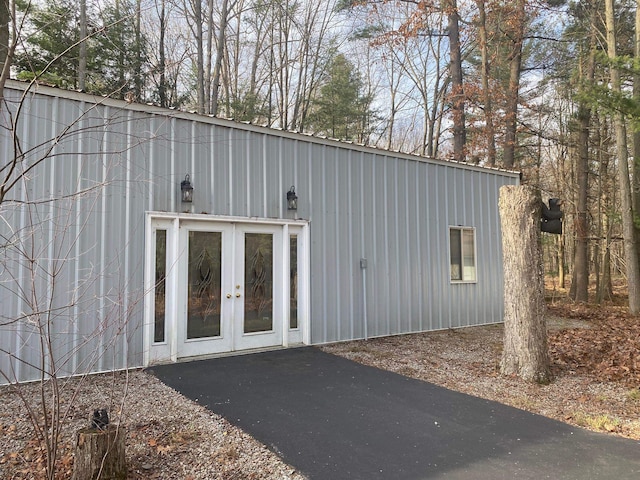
left=287, top=185, right=298, bottom=210
left=181, top=174, right=194, bottom=203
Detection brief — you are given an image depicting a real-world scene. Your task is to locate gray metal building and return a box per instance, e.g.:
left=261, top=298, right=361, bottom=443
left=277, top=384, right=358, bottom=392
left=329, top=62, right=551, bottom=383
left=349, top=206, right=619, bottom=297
left=0, top=81, right=519, bottom=384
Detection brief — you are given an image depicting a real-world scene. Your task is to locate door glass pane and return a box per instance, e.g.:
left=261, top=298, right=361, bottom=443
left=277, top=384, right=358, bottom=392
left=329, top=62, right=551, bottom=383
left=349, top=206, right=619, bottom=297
left=154, top=230, right=167, bottom=343
left=289, top=235, right=298, bottom=329
left=187, top=231, right=222, bottom=339
left=244, top=233, right=273, bottom=333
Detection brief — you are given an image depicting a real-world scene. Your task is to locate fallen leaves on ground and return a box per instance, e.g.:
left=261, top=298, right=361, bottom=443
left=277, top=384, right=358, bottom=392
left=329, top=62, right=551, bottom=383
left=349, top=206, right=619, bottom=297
left=548, top=303, right=640, bottom=386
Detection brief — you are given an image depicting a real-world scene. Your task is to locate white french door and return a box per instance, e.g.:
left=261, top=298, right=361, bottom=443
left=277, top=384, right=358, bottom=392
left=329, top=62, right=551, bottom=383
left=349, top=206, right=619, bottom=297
left=232, top=224, right=284, bottom=350
left=144, top=214, right=308, bottom=364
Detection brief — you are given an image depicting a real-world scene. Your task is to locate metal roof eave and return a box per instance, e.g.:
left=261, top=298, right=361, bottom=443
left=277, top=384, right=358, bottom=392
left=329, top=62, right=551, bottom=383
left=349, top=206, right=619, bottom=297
left=6, top=79, right=520, bottom=179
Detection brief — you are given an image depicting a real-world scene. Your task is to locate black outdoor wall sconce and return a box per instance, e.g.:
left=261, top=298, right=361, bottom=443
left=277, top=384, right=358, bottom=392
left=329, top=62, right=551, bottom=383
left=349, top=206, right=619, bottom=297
left=181, top=174, right=194, bottom=203
left=287, top=185, right=298, bottom=210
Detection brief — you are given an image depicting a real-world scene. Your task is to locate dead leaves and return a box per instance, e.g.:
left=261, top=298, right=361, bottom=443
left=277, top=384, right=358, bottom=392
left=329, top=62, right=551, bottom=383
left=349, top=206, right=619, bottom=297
left=548, top=304, right=640, bottom=386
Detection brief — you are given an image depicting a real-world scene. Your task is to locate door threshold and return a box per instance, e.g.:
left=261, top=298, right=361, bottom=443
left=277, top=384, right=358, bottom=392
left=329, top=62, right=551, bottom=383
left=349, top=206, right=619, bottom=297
left=176, top=343, right=307, bottom=363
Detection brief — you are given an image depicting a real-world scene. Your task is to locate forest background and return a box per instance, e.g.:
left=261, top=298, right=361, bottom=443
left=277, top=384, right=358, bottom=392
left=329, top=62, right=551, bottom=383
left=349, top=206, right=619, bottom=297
left=1, top=0, right=640, bottom=312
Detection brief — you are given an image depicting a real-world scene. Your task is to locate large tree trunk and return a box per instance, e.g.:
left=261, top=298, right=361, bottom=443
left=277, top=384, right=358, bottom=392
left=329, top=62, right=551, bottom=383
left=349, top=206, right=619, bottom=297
left=79, top=0, right=86, bottom=91
left=0, top=0, right=14, bottom=112
left=571, top=101, right=590, bottom=302
left=210, top=0, right=230, bottom=116
left=571, top=0, right=597, bottom=303
left=502, top=0, right=525, bottom=169
left=499, top=185, right=550, bottom=383
left=476, top=0, right=496, bottom=166
left=158, top=0, right=167, bottom=107
left=634, top=0, right=640, bottom=264
left=193, top=0, right=205, bottom=114
left=606, top=0, right=640, bottom=314
left=445, top=0, right=465, bottom=162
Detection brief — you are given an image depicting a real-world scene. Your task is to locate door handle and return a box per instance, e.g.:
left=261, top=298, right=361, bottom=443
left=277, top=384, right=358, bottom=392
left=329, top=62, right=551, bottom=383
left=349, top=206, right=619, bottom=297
left=226, top=293, right=232, bottom=299
left=235, top=293, right=241, bottom=298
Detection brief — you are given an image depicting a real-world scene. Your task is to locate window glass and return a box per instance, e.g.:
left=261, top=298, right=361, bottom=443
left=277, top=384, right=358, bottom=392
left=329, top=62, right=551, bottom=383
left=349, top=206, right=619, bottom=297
left=450, top=227, right=476, bottom=282
left=244, top=233, right=274, bottom=333
left=154, top=230, right=167, bottom=343
left=449, top=229, right=462, bottom=281
left=187, top=231, right=222, bottom=338
left=462, top=229, right=476, bottom=281
left=290, top=235, right=298, bottom=329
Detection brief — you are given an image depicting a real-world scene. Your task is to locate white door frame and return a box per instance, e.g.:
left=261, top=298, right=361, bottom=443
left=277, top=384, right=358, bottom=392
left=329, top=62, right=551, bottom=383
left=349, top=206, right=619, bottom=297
left=143, top=212, right=310, bottom=365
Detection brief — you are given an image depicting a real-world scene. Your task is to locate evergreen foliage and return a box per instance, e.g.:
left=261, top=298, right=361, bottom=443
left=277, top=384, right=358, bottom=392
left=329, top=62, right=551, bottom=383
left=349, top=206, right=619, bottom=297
left=307, top=54, right=375, bottom=142
left=15, top=0, right=148, bottom=99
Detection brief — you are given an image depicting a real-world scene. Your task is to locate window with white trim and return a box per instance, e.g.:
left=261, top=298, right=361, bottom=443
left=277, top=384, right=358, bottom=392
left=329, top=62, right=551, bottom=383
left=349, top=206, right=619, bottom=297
left=450, top=227, right=476, bottom=282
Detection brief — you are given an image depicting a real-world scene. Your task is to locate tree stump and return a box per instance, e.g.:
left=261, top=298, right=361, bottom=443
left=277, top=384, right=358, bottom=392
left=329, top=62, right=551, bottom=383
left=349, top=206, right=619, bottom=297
left=498, top=185, right=550, bottom=383
left=72, top=425, right=127, bottom=480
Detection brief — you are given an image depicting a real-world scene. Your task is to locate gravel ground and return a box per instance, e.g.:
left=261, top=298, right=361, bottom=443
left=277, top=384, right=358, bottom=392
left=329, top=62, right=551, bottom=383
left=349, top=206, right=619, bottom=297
left=0, top=370, right=306, bottom=479
left=2, top=316, right=639, bottom=479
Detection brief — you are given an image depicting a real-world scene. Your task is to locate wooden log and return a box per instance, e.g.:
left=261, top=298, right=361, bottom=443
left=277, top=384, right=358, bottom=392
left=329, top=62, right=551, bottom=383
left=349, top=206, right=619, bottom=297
left=72, top=425, right=127, bottom=480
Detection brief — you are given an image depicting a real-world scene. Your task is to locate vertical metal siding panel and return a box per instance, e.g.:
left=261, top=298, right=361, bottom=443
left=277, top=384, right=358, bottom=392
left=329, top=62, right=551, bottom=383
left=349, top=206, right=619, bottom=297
left=174, top=120, right=192, bottom=211
left=447, top=166, right=459, bottom=329
left=469, top=170, right=480, bottom=327
left=400, top=159, right=411, bottom=333
left=288, top=139, right=303, bottom=217
left=304, top=142, right=316, bottom=338
left=478, top=170, right=489, bottom=326
left=63, top=102, right=84, bottom=377
left=347, top=150, right=361, bottom=339
left=190, top=121, right=212, bottom=214
left=326, top=147, right=340, bottom=342
left=357, top=151, right=367, bottom=339
left=362, top=152, right=375, bottom=339
left=0, top=120, right=14, bottom=377
left=374, top=155, right=391, bottom=336
left=448, top=166, right=462, bottom=329
left=264, top=134, right=279, bottom=217
left=462, top=169, right=474, bottom=327
left=298, top=139, right=312, bottom=221
left=76, top=114, right=103, bottom=376
left=148, top=117, right=155, bottom=210
left=387, top=158, right=400, bottom=335
left=210, top=126, right=230, bottom=215
left=76, top=110, right=103, bottom=375
left=102, top=107, right=126, bottom=373
left=434, top=165, right=447, bottom=330
left=408, top=161, right=422, bottom=332
left=417, top=163, right=429, bottom=332
left=151, top=117, right=172, bottom=212
left=281, top=138, right=297, bottom=216
left=487, top=172, right=500, bottom=323
left=309, top=144, right=327, bottom=344
left=245, top=131, right=263, bottom=217
left=369, top=154, right=379, bottom=337
left=347, top=150, right=356, bottom=339
left=337, top=149, right=352, bottom=341
left=478, top=172, right=489, bottom=324
left=469, top=170, right=482, bottom=326
left=12, top=97, right=42, bottom=381
left=125, top=113, right=151, bottom=368
left=229, top=129, right=246, bottom=216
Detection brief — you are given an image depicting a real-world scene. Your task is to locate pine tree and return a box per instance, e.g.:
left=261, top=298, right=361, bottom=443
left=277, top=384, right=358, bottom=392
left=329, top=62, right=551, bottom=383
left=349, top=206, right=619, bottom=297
left=14, top=0, right=88, bottom=89
left=307, top=54, right=375, bottom=142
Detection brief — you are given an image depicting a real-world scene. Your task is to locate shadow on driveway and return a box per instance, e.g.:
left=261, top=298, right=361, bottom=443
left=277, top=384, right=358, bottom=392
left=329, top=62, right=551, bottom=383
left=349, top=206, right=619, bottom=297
left=148, top=347, right=640, bottom=480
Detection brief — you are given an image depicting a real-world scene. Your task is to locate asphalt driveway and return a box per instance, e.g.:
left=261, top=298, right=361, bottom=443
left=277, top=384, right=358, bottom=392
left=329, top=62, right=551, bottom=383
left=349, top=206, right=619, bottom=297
left=148, top=347, right=640, bottom=480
